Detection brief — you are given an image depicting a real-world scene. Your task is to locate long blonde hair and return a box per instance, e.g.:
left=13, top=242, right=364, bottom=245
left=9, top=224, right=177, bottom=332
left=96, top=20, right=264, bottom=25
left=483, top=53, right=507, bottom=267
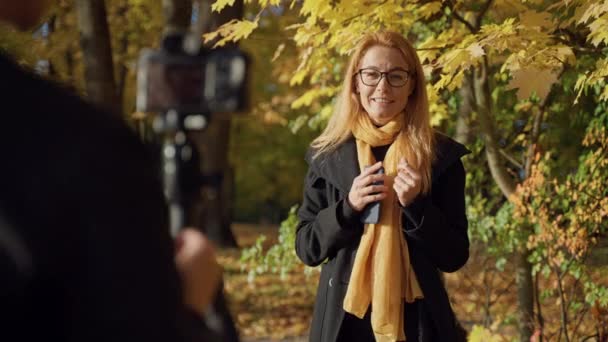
left=311, top=31, right=435, bottom=193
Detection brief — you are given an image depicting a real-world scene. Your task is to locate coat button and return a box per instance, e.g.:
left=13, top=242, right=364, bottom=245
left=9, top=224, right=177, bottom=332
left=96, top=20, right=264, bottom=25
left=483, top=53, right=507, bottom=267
left=329, top=277, right=333, bottom=287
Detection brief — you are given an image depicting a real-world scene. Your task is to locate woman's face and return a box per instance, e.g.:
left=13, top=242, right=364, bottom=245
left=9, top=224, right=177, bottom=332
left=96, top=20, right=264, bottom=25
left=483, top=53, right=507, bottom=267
left=355, top=45, right=413, bottom=126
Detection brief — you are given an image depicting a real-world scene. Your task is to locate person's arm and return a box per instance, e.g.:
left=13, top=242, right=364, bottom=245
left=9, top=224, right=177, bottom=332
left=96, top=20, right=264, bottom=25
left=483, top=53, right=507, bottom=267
left=295, top=168, right=363, bottom=266
left=401, top=160, right=469, bottom=272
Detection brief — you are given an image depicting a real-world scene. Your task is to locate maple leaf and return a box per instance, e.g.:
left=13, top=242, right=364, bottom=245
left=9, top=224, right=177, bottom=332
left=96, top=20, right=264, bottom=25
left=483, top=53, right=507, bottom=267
left=418, top=1, right=442, bottom=19
left=587, top=14, right=608, bottom=47
left=467, top=42, right=485, bottom=58
left=519, top=10, right=554, bottom=29
left=506, top=67, right=559, bottom=101
left=202, top=19, right=259, bottom=48
left=211, top=0, right=236, bottom=13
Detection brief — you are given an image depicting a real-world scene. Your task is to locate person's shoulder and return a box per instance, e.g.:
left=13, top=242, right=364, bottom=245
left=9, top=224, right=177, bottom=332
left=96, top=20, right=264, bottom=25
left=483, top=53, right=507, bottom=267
left=433, top=131, right=470, bottom=160
left=1, top=53, right=145, bottom=167
left=430, top=131, right=470, bottom=180
left=1, top=52, right=117, bottom=123
left=304, top=136, right=355, bottom=167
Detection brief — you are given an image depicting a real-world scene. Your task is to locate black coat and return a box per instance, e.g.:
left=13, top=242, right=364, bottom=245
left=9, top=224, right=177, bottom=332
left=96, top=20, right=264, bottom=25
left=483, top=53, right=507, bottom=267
left=296, top=134, right=470, bottom=342
left=0, top=52, right=212, bottom=341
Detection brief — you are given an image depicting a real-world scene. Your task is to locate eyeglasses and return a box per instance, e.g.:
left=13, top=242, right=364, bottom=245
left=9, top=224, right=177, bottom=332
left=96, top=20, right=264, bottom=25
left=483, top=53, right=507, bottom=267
left=356, top=68, right=412, bottom=87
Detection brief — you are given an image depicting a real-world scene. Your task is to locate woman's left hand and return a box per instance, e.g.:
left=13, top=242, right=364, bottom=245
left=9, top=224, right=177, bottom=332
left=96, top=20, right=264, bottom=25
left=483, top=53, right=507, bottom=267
left=393, top=158, right=422, bottom=207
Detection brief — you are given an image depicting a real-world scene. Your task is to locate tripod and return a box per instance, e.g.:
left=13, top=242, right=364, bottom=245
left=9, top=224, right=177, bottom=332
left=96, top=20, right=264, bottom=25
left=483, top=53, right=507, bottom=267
left=154, top=109, right=239, bottom=342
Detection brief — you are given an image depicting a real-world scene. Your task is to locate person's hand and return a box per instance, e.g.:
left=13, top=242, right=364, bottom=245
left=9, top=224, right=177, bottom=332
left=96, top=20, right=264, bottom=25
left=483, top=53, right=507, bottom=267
left=347, top=161, right=389, bottom=212
left=393, top=158, right=422, bottom=207
left=174, top=228, right=222, bottom=314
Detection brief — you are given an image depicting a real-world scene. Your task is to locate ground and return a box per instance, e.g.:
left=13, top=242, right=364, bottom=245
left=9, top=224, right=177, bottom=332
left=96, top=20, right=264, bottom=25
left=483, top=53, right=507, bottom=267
left=219, top=224, right=608, bottom=341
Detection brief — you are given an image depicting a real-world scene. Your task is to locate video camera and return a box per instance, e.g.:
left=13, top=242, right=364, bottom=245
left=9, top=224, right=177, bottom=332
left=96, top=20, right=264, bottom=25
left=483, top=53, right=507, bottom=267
left=136, top=32, right=249, bottom=115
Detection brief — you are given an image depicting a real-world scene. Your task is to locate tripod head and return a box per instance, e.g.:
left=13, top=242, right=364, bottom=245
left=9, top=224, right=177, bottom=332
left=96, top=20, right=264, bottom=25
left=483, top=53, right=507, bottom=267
left=137, top=32, right=249, bottom=115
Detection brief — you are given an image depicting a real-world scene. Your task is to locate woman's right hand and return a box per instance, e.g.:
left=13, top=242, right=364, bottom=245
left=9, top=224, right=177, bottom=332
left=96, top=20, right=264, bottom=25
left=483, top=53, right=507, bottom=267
left=347, top=161, right=389, bottom=212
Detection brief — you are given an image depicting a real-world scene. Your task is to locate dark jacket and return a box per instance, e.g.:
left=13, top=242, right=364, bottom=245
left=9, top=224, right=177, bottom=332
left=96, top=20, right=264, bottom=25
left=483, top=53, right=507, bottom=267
left=0, top=52, right=212, bottom=341
left=296, top=134, right=470, bottom=342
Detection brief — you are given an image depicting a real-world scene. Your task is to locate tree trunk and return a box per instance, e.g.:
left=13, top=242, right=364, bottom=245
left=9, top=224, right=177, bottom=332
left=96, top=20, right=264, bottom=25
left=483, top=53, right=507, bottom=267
left=115, top=4, right=129, bottom=111
left=516, top=249, right=535, bottom=340
left=75, top=0, right=119, bottom=115
left=472, top=58, right=535, bottom=341
left=473, top=58, right=516, bottom=198
left=454, top=72, right=474, bottom=146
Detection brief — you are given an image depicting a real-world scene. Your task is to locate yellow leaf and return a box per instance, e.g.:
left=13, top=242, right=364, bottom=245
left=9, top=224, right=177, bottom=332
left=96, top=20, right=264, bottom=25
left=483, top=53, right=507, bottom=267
left=507, top=67, right=559, bottom=101
left=300, top=0, right=332, bottom=23
left=272, top=43, right=285, bottom=62
left=291, top=87, right=336, bottom=109
left=418, top=1, right=442, bottom=19
left=448, top=70, right=465, bottom=91
left=556, top=46, right=576, bottom=65
left=587, top=13, right=608, bottom=47
left=467, top=42, right=485, bottom=58
left=519, top=10, right=554, bottom=29
left=211, top=0, right=236, bottom=13
left=202, top=19, right=259, bottom=48
left=579, top=1, right=608, bottom=24
left=290, top=68, right=309, bottom=86
left=468, top=325, right=501, bottom=342
left=258, top=0, right=283, bottom=7
left=440, top=48, right=470, bottom=73
left=427, top=85, right=447, bottom=127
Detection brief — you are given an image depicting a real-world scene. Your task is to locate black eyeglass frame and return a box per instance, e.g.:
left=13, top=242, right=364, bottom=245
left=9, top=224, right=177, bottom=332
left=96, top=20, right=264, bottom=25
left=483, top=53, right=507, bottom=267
left=355, top=68, right=413, bottom=88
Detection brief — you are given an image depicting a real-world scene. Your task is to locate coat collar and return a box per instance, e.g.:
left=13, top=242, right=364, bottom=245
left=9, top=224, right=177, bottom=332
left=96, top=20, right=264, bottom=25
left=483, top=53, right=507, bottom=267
left=306, top=132, right=471, bottom=194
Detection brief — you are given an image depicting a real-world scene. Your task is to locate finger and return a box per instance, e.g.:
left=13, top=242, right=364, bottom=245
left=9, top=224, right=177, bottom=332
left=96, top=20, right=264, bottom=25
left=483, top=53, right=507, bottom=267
left=397, top=172, right=416, bottom=187
left=360, top=192, right=387, bottom=204
left=361, top=161, right=383, bottom=177
left=373, top=173, right=388, bottom=184
left=360, top=173, right=385, bottom=187
left=392, top=180, right=403, bottom=194
left=360, top=184, right=389, bottom=196
left=175, top=228, right=216, bottom=264
left=394, top=177, right=411, bottom=193
left=392, top=182, right=408, bottom=204
left=397, top=157, right=408, bottom=169
left=401, top=164, right=422, bottom=180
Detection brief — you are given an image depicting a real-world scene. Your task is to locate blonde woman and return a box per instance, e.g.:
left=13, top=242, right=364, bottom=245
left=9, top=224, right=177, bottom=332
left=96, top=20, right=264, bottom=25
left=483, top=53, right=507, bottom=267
left=296, top=31, right=470, bottom=342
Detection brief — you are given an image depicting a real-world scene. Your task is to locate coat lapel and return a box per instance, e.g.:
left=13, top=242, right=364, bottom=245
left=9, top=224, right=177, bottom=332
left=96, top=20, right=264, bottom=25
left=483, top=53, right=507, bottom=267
left=431, top=132, right=471, bottom=183
left=306, top=138, right=360, bottom=195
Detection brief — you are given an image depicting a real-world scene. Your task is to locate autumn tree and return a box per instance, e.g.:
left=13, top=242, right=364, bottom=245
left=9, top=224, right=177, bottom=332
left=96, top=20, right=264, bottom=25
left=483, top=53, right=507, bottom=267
left=212, top=0, right=608, bottom=339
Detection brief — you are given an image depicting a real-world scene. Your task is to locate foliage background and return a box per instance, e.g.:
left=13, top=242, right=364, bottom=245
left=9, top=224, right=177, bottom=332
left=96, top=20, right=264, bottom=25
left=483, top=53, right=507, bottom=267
left=1, top=0, right=607, bottom=340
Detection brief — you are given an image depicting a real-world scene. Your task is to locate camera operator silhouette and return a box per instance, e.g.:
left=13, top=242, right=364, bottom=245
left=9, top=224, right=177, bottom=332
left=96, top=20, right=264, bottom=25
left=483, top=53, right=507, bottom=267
left=0, top=1, right=225, bottom=341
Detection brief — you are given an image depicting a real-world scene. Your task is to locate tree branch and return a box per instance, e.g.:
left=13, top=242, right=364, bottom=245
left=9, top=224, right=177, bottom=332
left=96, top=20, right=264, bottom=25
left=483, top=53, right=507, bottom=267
left=500, top=148, right=523, bottom=170
left=446, top=0, right=476, bottom=33
left=474, top=0, right=494, bottom=30
left=555, top=266, right=571, bottom=342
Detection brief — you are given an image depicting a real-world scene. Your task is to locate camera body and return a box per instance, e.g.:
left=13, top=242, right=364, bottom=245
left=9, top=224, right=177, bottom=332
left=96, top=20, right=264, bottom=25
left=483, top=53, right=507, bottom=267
left=136, top=33, right=249, bottom=115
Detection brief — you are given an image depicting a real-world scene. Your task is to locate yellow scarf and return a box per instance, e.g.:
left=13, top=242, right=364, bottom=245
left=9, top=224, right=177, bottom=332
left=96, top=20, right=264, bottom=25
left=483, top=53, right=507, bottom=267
left=343, top=113, right=424, bottom=342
